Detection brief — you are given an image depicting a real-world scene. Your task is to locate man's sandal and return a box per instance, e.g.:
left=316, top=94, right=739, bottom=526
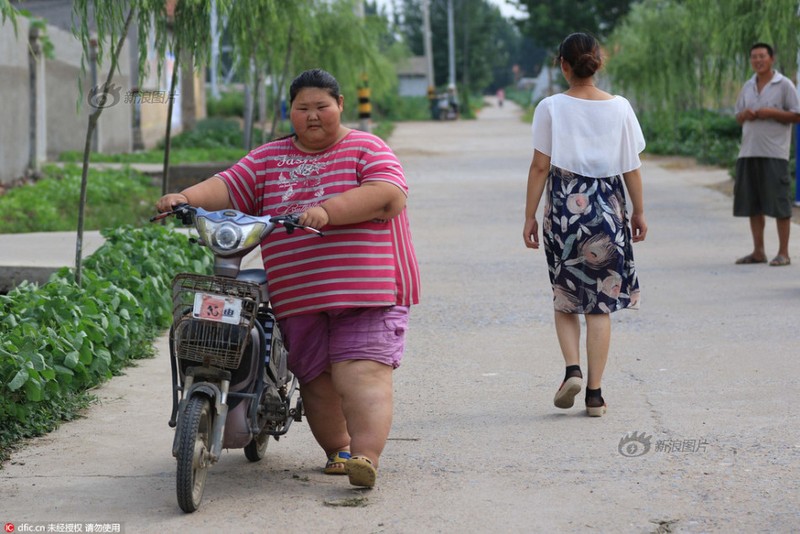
left=769, top=255, right=791, bottom=267
left=735, top=253, right=767, bottom=265
left=345, top=455, right=377, bottom=488
left=324, top=451, right=351, bottom=475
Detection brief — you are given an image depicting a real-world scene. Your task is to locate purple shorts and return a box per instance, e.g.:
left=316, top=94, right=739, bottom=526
left=278, top=306, right=409, bottom=385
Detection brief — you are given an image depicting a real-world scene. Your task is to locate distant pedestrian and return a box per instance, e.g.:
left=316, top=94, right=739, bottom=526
left=496, top=88, right=505, bottom=107
left=733, top=42, right=800, bottom=267
left=522, top=32, right=647, bottom=417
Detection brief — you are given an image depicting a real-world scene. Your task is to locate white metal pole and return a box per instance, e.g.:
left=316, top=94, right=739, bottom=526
left=447, top=0, right=456, bottom=89
left=423, top=0, right=435, bottom=89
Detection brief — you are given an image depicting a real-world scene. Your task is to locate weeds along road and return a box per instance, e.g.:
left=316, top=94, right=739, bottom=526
left=1, top=99, right=799, bottom=533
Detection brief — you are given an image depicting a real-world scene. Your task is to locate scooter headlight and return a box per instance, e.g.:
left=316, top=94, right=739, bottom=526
left=196, top=216, right=267, bottom=255
left=213, top=222, right=241, bottom=250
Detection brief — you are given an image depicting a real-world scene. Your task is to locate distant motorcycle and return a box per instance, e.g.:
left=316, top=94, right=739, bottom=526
left=151, top=204, right=322, bottom=513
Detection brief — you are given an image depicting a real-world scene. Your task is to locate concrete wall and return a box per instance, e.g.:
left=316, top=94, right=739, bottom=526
left=0, top=18, right=34, bottom=184
left=44, top=23, right=132, bottom=159
left=0, top=17, right=133, bottom=185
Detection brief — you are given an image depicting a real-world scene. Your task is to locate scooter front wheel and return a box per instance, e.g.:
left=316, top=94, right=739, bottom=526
left=176, top=396, right=212, bottom=513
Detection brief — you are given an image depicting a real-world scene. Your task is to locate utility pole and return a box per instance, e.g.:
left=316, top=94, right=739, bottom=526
left=422, top=0, right=436, bottom=119
left=355, top=1, right=371, bottom=132
left=447, top=0, right=458, bottom=117
left=447, top=0, right=456, bottom=89
left=210, top=0, right=220, bottom=100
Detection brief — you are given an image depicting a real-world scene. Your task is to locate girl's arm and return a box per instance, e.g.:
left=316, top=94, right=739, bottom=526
left=156, top=176, right=232, bottom=212
left=300, top=181, right=407, bottom=229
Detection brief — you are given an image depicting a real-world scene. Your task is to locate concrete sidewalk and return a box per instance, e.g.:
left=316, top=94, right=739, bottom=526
left=0, top=231, right=105, bottom=292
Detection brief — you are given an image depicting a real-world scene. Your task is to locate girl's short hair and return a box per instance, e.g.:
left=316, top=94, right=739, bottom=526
left=289, top=69, right=341, bottom=103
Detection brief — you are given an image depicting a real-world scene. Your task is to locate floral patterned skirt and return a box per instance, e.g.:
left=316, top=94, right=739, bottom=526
left=543, top=166, right=640, bottom=314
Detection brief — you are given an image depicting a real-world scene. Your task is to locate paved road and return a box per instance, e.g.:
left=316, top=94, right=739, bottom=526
left=1, top=99, right=799, bottom=533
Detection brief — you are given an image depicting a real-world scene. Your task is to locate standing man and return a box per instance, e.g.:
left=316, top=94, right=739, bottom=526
left=733, top=42, right=800, bottom=266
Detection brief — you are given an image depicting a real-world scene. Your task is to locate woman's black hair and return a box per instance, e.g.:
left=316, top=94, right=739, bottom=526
left=289, top=68, right=341, bottom=104
left=557, top=32, right=602, bottom=79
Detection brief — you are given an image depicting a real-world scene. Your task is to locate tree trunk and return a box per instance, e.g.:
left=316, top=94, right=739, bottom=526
left=269, top=31, right=293, bottom=141
left=75, top=8, right=134, bottom=286
left=162, top=43, right=181, bottom=198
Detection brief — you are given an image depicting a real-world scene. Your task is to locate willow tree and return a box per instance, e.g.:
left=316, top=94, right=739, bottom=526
left=72, top=0, right=218, bottom=282
left=160, top=0, right=219, bottom=196
left=226, top=0, right=299, bottom=149
left=606, top=0, right=799, bottom=113
left=1, top=0, right=18, bottom=31
left=226, top=0, right=396, bottom=147
left=72, top=1, right=142, bottom=285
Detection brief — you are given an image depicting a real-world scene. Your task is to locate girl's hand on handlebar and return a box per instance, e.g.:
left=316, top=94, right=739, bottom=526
left=156, top=193, right=189, bottom=213
left=298, top=205, right=330, bottom=230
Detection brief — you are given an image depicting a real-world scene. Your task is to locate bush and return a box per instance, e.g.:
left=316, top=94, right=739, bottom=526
left=207, top=90, right=245, bottom=118
left=0, top=165, right=160, bottom=233
left=639, top=109, right=741, bottom=168
left=159, top=117, right=244, bottom=150
left=374, top=94, right=434, bottom=121
left=0, top=223, right=213, bottom=462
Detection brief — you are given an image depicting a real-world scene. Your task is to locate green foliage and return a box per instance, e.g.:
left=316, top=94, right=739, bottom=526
left=0, top=165, right=160, bottom=233
left=59, top=147, right=246, bottom=165
left=607, top=0, right=799, bottom=112
left=0, top=223, right=213, bottom=461
left=376, top=95, right=434, bottom=121
left=207, top=91, right=246, bottom=118
left=1, top=0, right=19, bottom=32
left=397, top=0, right=522, bottom=94
left=25, top=16, right=56, bottom=59
left=516, top=0, right=632, bottom=50
left=639, top=109, right=741, bottom=168
left=159, top=118, right=244, bottom=149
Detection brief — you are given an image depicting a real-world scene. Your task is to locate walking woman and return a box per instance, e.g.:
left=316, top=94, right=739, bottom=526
left=522, top=33, right=647, bottom=416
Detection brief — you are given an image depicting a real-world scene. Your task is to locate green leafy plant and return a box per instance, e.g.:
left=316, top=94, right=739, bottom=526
left=0, top=223, right=213, bottom=462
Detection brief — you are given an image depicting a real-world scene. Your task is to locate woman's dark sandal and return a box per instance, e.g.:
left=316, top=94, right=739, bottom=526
left=345, top=455, right=377, bottom=487
left=554, top=376, right=582, bottom=409
left=585, top=395, right=607, bottom=417
left=586, top=403, right=608, bottom=417
left=324, top=451, right=351, bottom=475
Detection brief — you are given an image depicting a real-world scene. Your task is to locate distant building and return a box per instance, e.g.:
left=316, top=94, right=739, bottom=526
left=0, top=0, right=206, bottom=186
left=396, top=56, right=428, bottom=97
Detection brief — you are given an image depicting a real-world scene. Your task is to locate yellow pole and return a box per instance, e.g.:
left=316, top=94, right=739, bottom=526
left=358, top=73, right=372, bottom=133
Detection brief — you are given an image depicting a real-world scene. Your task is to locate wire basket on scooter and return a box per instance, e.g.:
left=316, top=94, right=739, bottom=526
left=172, top=273, right=260, bottom=369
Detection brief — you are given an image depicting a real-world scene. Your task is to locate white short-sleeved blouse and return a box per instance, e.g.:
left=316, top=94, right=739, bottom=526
left=531, top=94, right=646, bottom=178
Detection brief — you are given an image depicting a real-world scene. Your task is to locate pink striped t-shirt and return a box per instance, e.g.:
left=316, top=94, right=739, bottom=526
left=216, top=130, right=421, bottom=319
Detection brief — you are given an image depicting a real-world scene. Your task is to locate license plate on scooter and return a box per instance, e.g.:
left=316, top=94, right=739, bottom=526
left=192, top=292, right=243, bottom=325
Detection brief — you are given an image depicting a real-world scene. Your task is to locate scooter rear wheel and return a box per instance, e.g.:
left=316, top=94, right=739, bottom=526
left=176, top=396, right=211, bottom=513
left=244, top=428, right=269, bottom=461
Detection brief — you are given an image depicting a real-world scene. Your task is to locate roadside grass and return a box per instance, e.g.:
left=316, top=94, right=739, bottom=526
left=0, top=165, right=160, bottom=234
